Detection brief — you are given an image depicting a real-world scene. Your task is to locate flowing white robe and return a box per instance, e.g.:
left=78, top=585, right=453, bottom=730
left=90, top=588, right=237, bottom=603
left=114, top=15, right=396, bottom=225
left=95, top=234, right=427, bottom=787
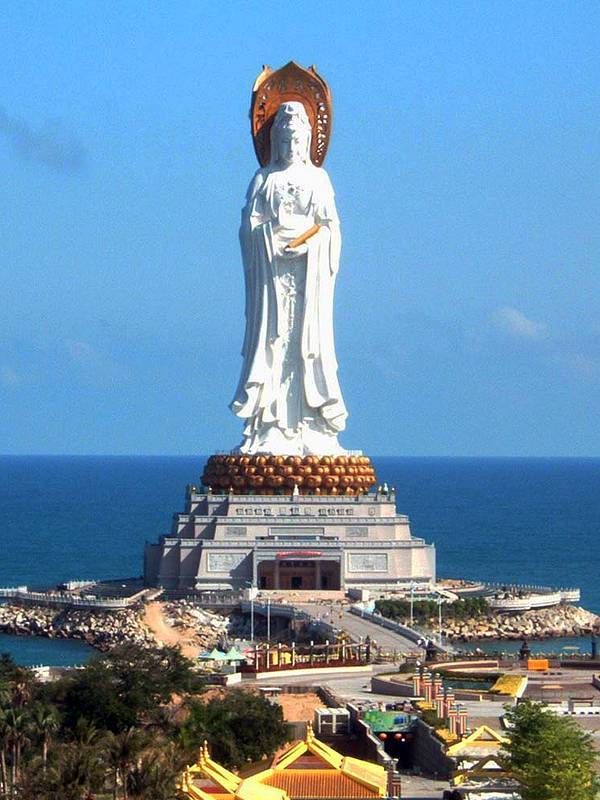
left=230, top=161, right=348, bottom=455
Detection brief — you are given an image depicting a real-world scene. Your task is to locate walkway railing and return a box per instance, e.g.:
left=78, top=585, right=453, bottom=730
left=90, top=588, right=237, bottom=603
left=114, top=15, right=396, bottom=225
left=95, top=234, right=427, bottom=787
left=0, top=587, right=149, bottom=610
left=485, top=581, right=580, bottom=600
left=485, top=583, right=581, bottom=611
left=240, top=600, right=311, bottom=621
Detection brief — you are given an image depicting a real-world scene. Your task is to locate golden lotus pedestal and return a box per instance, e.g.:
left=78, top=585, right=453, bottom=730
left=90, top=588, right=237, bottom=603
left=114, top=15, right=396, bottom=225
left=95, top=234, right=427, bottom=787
left=201, top=454, right=378, bottom=496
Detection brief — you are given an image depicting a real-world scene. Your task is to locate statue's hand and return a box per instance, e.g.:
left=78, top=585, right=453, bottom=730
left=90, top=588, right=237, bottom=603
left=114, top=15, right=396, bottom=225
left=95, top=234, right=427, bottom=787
left=281, top=244, right=308, bottom=258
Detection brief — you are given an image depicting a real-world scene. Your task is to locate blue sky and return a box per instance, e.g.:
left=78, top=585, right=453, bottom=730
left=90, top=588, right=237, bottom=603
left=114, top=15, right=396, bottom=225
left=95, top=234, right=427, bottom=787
left=2, top=1, right=599, bottom=456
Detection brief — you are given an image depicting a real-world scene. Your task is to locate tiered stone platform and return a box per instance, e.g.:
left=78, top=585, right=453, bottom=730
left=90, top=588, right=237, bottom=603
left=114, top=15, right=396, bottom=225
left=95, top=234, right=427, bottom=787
left=144, top=482, right=436, bottom=593
left=201, top=454, right=377, bottom=495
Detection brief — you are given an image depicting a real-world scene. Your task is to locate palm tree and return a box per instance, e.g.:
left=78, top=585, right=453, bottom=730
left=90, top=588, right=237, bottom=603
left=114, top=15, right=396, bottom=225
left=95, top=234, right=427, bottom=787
left=9, top=679, right=31, bottom=710
left=0, top=707, right=11, bottom=799
left=107, top=728, right=146, bottom=800
left=43, top=740, right=106, bottom=800
left=29, top=703, right=59, bottom=774
left=5, top=707, right=30, bottom=793
left=127, top=751, right=178, bottom=800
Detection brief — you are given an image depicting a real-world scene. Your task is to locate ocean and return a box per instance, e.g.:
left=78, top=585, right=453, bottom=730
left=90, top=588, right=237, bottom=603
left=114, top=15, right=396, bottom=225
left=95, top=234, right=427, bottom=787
left=1, top=456, right=599, bottom=665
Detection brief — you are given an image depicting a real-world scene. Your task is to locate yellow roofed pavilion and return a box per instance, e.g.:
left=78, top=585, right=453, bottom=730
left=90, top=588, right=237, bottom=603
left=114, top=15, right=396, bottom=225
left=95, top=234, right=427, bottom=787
left=178, top=723, right=388, bottom=800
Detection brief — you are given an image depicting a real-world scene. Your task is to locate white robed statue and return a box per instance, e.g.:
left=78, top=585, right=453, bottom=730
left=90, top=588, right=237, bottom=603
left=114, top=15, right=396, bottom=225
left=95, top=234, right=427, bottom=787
left=230, top=101, right=348, bottom=455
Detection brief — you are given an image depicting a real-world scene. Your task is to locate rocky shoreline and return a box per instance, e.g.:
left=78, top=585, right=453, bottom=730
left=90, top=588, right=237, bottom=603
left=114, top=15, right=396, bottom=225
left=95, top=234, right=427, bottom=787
left=2, top=600, right=598, bottom=657
left=441, top=604, right=600, bottom=642
left=0, top=601, right=234, bottom=654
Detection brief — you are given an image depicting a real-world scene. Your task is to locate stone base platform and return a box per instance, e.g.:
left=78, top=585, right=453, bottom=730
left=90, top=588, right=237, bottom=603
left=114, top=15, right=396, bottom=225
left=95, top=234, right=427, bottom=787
left=144, top=482, right=436, bottom=593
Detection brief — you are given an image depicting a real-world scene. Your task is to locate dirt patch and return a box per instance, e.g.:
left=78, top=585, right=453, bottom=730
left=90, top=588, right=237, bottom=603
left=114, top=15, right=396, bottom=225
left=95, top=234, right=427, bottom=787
left=143, top=601, right=201, bottom=660
left=190, top=686, right=323, bottom=723
left=277, top=692, right=324, bottom=722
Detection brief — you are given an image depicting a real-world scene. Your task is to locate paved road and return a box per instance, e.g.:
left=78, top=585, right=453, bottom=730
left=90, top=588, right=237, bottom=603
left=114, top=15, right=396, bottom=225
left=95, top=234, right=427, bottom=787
left=400, top=775, right=450, bottom=799
left=294, top=601, right=425, bottom=655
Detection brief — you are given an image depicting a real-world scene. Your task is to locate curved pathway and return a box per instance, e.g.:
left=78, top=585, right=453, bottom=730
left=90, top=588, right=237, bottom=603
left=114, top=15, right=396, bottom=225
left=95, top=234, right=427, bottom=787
left=293, top=601, right=425, bottom=655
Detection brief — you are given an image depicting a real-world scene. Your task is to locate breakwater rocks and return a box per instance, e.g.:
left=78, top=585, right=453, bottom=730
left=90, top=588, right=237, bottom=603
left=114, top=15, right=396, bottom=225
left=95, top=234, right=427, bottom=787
left=0, top=603, right=156, bottom=651
left=0, top=600, right=235, bottom=654
left=441, top=604, right=600, bottom=642
left=161, top=600, right=232, bottom=637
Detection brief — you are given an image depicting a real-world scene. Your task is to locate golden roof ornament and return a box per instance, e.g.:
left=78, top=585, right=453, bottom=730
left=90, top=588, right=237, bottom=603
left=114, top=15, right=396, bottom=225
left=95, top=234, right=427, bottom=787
left=250, top=61, right=333, bottom=167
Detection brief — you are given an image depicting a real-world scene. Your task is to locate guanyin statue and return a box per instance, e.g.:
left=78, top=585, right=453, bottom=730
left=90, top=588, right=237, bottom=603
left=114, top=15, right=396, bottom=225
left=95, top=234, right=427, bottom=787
left=230, top=65, right=348, bottom=456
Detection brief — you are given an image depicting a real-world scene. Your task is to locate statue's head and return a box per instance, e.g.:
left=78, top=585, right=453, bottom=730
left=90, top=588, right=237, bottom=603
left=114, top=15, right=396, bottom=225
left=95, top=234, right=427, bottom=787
left=270, top=101, right=312, bottom=167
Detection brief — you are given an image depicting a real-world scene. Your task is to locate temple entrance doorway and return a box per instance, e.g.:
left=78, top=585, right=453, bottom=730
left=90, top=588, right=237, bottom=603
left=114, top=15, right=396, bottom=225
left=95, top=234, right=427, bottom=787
left=257, top=559, right=340, bottom=591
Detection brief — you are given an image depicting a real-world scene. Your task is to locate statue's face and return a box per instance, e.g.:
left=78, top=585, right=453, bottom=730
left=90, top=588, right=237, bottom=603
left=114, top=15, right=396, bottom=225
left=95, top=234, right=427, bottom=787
left=278, top=131, right=307, bottom=166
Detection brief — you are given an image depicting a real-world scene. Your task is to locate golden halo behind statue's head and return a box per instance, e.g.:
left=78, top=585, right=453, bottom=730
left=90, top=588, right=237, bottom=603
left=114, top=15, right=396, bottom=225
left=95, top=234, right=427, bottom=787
left=250, top=61, right=333, bottom=167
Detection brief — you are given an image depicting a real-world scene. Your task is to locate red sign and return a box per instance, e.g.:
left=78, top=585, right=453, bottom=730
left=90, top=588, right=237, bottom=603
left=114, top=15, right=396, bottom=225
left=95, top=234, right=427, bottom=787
left=276, top=551, right=323, bottom=559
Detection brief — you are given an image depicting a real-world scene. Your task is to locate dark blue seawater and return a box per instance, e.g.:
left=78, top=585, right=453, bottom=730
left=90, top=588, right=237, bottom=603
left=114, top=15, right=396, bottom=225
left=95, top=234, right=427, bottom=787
left=0, top=633, right=94, bottom=667
left=0, top=456, right=599, bottom=664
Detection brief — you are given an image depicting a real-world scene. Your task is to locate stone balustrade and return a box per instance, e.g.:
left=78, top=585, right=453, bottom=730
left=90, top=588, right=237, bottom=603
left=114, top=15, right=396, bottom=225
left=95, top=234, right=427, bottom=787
left=0, top=587, right=147, bottom=610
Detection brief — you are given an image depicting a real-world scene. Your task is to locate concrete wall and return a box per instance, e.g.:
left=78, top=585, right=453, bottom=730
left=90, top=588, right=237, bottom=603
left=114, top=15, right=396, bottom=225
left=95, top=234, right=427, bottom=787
left=347, top=704, right=395, bottom=769
left=144, top=543, right=162, bottom=585
left=371, top=674, right=413, bottom=696
left=411, top=718, right=453, bottom=779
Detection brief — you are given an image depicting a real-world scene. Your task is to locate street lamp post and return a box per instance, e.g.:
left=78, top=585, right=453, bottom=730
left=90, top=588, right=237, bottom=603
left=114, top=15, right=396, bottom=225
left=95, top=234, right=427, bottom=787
left=410, top=581, right=416, bottom=627
left=244, top=580, right=256, bottom=643
left=437, top=596, right=443, bottom=646
left=267, top=597, right=271, bottom=642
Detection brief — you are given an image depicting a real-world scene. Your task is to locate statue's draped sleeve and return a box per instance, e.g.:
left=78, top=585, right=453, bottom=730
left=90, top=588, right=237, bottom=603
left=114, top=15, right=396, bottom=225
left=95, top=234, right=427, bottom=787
left=232, top=169, right=271, bottom=418
left=301, top=168, right=346, bottom=430
left=312, top=169, right=341, bottom=276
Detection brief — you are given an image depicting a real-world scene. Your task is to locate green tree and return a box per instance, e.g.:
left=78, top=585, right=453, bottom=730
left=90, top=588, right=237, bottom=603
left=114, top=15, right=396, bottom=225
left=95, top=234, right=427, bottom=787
left=55, top=644, right=205, bottom=732
left=375, top=596, right=490, bottom=625
left=504, top=700, right=600, bottom=800
left=180, top=690, right=288, bottom=769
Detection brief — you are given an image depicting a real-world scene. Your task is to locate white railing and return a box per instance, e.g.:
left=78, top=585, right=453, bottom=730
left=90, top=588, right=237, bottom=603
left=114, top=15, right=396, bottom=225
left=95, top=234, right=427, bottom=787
left=485, top=581, right=580, bottom=595
left=488, top=592, right=563, bottom=612
left=561, top=588, right=581, bottom=602
left=484, top=582, right=581, bottom=611
left=0, top=588, right=146, bottom=610
left=348, top=606, right=432, bottom=647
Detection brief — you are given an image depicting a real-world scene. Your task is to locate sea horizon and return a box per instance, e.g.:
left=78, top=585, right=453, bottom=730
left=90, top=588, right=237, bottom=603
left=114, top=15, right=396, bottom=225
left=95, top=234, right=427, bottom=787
left=3, top=454, right=600, bottom=459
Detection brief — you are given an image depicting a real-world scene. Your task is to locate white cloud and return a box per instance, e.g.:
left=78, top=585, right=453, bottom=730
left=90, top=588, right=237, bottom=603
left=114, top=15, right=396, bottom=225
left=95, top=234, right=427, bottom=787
left=65, top=339, right=128, bottom=384
left=0, top=365, right=21, bottom=387
left=493, top=306, right=547, bottom=340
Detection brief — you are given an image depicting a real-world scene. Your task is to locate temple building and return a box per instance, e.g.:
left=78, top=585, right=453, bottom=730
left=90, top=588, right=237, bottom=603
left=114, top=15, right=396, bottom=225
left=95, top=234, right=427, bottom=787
left=144, top=484, right=435, bottom=592
left=178, top=724, right=392, bottom=799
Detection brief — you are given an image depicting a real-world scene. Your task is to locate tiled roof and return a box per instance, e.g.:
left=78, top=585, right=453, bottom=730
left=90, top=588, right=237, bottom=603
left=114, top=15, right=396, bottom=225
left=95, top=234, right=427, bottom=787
left=287, top=754, right=335, bottom=769
left=447, top=724, right=509, bottom=757
left=263, top=770, right=379, bottom=798
left=180, top=728, right=386, bottom=800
